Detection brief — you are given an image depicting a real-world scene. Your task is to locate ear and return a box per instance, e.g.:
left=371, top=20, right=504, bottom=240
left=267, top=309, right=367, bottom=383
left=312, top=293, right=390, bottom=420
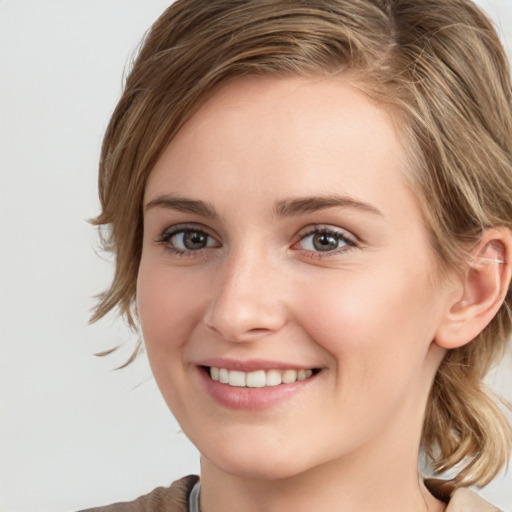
left=435, top=228, right=512, bottom=350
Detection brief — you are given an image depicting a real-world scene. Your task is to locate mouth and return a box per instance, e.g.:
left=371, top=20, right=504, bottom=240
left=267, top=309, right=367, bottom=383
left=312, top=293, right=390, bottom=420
left=203, top=366, right=319, bottom=388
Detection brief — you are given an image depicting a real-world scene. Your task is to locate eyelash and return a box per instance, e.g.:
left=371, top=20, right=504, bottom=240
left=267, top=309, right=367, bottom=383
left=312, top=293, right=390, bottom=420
left=154, top=224, right=358, bottom=258
left=292, top=225, right=357, bottom=259
left=154, top=225, right=220, bottom=257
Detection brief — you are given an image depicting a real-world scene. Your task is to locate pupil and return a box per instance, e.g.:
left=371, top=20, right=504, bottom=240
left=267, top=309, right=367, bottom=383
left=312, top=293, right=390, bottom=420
left=184, top=231, right=207, bottom=249
left=313, top=233, right=338, bottom=251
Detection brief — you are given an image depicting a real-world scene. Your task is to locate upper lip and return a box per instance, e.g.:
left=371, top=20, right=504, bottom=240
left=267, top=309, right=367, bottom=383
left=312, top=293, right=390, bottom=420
left=197, top=358, right=319, bottom=372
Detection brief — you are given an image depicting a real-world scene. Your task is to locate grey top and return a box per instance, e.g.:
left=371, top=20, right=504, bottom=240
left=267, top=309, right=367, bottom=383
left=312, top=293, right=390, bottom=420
left=188, top=481, right=201, bottom=512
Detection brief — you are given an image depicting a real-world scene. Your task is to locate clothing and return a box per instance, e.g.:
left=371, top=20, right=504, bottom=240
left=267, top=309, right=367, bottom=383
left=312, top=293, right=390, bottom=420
left=188, top=481, right=200, bottom=512
left=425, top=478, right=502, bottom=512
left=78, top=476, right=198, bottom=512
left=78, top=475, right=502, bottom=512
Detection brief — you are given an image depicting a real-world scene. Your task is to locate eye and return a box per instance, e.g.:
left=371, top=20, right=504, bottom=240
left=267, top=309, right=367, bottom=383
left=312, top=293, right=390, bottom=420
left=295, top=226, right=357, bottom=255
left=155, top=225, right=220, bottom=255
left=171, top=230, right=216, bottom=250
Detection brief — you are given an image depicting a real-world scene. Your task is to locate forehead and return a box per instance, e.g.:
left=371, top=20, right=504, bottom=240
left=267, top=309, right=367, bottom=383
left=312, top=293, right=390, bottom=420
left=146, top=76, right=408, bottom=204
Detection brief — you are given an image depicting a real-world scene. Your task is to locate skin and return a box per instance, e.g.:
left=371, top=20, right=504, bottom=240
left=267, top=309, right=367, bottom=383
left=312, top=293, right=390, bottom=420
left=136, top=76, right=458, bottom=511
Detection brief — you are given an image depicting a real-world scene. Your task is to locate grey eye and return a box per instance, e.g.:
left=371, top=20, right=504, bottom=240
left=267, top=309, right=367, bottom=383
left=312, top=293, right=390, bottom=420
left=171, top=230, right=216, bottom=250
left=299, top=231, right=349, bottom=252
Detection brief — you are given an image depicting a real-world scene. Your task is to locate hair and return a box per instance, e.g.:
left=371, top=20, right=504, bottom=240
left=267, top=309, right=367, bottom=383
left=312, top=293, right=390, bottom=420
left=91, top=0, right=512, bottom=489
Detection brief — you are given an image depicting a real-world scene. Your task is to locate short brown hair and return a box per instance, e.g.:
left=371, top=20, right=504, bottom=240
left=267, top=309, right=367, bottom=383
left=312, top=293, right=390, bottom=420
left=92, top=0, right=512, bottom=487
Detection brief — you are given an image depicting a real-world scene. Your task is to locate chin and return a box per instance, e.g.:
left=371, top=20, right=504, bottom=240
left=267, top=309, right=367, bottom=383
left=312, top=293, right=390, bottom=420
left=208, top=455, right=309, bottom=481
left=197, top=434, right=321, bottom=482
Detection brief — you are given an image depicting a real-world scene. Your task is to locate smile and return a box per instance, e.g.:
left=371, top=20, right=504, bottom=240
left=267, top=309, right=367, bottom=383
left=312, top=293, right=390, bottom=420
left=209, top=367, right=315, bottom=387
left=199, top=362, right=321, bottom=410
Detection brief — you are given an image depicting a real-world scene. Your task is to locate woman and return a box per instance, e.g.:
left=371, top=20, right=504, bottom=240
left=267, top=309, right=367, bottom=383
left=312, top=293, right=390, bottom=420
left=83, top=0, right=512, bottom=510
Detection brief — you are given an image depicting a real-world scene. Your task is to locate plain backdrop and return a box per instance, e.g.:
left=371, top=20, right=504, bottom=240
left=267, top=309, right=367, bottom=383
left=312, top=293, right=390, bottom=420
left=1, top=1, right=511, bottom=511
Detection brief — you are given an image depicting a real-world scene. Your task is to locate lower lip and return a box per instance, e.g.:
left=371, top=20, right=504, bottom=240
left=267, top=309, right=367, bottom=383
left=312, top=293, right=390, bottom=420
left=198, top=367, right=318, bottom=411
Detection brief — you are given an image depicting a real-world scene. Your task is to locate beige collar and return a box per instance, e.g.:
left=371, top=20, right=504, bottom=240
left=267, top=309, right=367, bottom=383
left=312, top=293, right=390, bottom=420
left=446, top=487, right=501, bottom=512
left=425, top=478, right=501, bottom=512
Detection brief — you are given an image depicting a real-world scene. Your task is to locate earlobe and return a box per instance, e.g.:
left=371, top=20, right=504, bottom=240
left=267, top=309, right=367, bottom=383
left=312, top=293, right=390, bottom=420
left=435, top=229, right=512, bottom=350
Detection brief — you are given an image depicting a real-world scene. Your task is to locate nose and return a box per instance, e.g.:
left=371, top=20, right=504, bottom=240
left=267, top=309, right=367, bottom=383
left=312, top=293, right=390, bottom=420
left=203, top=249, right=289, bottom=343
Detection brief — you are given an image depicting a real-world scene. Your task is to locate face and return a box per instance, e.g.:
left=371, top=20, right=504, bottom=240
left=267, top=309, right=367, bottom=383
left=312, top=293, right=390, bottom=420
left=137, top=76, right=452, bottom=480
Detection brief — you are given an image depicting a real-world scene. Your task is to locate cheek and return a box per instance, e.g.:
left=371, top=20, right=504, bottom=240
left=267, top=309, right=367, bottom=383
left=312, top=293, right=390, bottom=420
left=136, top=260, right=212, bottom=416
left=292, top=261, right=439, bottom=385
left=136, top=260, right=205, bottom=355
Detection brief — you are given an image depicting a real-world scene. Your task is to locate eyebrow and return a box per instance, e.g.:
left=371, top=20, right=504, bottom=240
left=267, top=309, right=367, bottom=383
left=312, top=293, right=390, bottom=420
left=144, top=193, right=383, bottom=218
left=274, top=195, right=383, bottom=217
left=144, top=194, right=218, bottom=218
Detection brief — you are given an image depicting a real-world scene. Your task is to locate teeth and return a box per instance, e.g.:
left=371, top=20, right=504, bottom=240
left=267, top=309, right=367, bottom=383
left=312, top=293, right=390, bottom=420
left=265, top=369, right=282, bottom=387
left=228, top=370, right=246, bottom=387
left=209, top=367, right=315, bottom=387
left=246, top=370, right=266, bottom=388
left=219, top=368, right=229, bottom=384
left=282, top=369, right=297, bottom=383
left=210, top=367, right=220, bottom=381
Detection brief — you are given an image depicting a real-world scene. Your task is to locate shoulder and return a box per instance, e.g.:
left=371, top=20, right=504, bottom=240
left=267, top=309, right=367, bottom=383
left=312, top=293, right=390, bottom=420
left=425, top=478, right=502, bottom=512
left=77, top=475, right=199, bottom=512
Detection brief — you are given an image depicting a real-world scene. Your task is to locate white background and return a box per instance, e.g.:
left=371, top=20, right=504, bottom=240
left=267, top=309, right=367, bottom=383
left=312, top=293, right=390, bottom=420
left=1, top=1, right=511, bottom=511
